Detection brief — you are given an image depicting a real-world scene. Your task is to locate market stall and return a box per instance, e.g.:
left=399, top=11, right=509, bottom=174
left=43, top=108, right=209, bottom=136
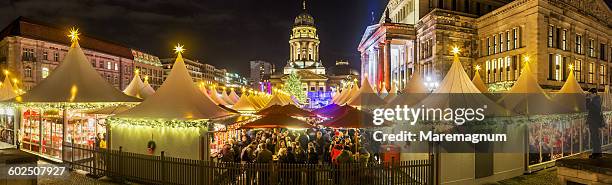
left=123, top=69, right=155, bottom=99
left=14, top=30, right=140, bottom=160
left=110, top=45, right=233, bottom=160
left=0, top=75, right=18, bottom=148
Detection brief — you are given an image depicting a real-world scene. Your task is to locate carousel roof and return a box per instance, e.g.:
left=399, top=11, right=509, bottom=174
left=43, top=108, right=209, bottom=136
left=114, top=50, right=232, bottom=120
left=15, top=40, right=139, bottom=103
left=239, top=114, right=314, bottom=129
left=123, top=71, right=153, bottom=99
left=0, top=76, right=18, bottom=101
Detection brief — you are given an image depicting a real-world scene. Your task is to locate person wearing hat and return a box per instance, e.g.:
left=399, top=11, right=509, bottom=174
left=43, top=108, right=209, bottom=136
left=586, top=88, right=604, bottom=159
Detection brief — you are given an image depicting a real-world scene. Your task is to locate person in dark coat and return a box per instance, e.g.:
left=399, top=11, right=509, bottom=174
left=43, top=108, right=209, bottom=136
left=294, top=144, right=308, bottom=164
left=586, top=88, right=604, bottom=159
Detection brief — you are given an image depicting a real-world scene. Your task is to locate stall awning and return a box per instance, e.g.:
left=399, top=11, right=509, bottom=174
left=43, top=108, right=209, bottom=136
left=255, top=104, right=315, bottom=117
left=239, top=114, right=314, bottom=129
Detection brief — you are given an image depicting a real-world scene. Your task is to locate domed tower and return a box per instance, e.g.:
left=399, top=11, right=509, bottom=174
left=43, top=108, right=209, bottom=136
left=285, top=0, right=325, bottom=75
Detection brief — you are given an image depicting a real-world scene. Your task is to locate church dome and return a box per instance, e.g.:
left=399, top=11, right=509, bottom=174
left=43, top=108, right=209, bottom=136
left=294, top=12, right=315, bottom=26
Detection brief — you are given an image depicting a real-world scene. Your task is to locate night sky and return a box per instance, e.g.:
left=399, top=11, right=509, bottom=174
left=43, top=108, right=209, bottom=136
left=0, top=0, right=388, bottom=76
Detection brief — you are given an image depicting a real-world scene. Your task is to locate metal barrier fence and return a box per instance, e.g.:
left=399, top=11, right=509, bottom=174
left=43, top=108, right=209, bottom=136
left=62, top=143, right=434, bottom=185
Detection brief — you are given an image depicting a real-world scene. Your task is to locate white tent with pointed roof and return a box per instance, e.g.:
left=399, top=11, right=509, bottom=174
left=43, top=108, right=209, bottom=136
left=553, top=66, right=586, bottom=112
left=472, top=70, right=489, bottom=93
left=379, top=84, right=388, bottom=98
left=418, top=51, right=509, bottom=115
left=332, top=86, right=347, bottom=104
left=208, top=86, right=229, bottom=106
left=114, top=50, right=232, bottom=120
left=336, top=82, right=359, bottom=105
left=347, top=76, right=386, bottom=107
left=15, top=38, right=139, bottom=103
left=123, top=70, right=154, bottom=99
left=0, top=75, right=18, bottom=101
left=233, top=93, right=259, bottom=113
left=389, top=69, right=429, bottom=106
left=229, top=88, right=240, bottom=102
left=221, top=89, right=236, bottom=105
left=384, top=82, right=398, bottom=102
left=263, top=93, right=287, bottom=108
left=142, top=76, right=155, bottom=96
left=499, top=61, right=575, bottom=115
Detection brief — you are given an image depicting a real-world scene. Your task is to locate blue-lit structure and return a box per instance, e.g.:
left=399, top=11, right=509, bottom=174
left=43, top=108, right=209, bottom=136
left=306, top=91, right=333, bottom=109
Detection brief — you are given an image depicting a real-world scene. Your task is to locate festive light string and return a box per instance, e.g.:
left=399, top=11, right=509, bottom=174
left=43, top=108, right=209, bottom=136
left=108, top=117, right=210, bottom=128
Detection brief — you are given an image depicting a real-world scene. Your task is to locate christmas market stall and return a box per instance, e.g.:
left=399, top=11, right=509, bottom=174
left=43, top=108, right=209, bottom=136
left=13, top=29, right=141, bottom=161
left=110, top=45, right=233, bottom=160
left=123, top=69, right=155, bottom=99
left=0, top=73, right=18, bottom=148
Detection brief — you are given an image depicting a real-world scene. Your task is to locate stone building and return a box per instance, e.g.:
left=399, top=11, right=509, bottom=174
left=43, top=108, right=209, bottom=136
left=0, top=17, right=163, bottom=91
left=360, top=0, right=611, bottom=92
left=160, top=57, right=204, bottom=82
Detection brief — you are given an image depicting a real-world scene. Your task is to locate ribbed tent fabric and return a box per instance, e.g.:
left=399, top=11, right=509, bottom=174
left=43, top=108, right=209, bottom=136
left=239, top=114, right=314, bottom=129
left=402, top=69, right=429, bottom=94
left=15, top=41, right=139, bottom=103
left=256, top=104, right=315, bottom=117
left=418, top=53, right=509, bottom=116
left=383, top=82, right=398, bottom=103
left=500, top=62, right=575, bottom=115
left=229, top=88, right=240, bottom=102
left=553, top=67, right=586, bottom=112
left=379, top=84, right=388, bottom=98
left=248, top=93, right=265, bottom=109
left=209, top=87, right=229, bottom=106
left=347, top=76, right=386, bottom=107
left=221, top=89, right=235, bottom=105
left=336, top=82, right=359, bottom=105
left=472, top=71, right=489, bottom=93
left=233, top=93, right=259, bottom=113
left=263, top=93, right=286, bottom=108
left=142, top=78, right=155, bottom=97
left=0, top=76, right=18, bottom=101
left=321, top=106, right=389, bottom=128
left=123, top=71, right=153, bottom=99
left=114, top=52, right=232, bottom=120
left=331, top=86, right=345, bottom=104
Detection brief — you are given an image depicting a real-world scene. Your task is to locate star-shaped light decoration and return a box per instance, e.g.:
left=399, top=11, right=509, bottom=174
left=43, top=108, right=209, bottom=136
left=568, top=64, right=574, bottom=71
left=451, top=46, right=460, bottom=55
left=475, top=65, right=481, bottom=71
left=67, top=27, right=80, bottom=42
left=174, top=44, right=185, bottom=54
left=523, top=55, right=531, bottom=63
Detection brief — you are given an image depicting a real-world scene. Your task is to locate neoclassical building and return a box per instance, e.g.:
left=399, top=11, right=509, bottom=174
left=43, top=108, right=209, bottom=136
left=359, top=0, right=610, bottom=92
left=271, top=3, right=358, bottom=98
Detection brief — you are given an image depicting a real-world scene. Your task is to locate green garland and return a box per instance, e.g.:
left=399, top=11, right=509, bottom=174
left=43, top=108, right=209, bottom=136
left=107, top=117, right=210, bottom=128
left=14, top=102, right=138, bottom=110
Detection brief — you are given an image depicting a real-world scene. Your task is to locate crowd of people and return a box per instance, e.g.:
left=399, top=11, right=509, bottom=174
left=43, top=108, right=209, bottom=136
left=216, top=128, right=380, bottom=165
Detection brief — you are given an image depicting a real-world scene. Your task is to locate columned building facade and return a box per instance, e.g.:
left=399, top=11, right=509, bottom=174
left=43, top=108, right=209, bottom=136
left=360, top=0, right=611, bottom=92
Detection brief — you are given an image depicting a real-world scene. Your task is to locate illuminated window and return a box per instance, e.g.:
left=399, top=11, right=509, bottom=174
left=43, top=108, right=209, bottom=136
left=589, top=39, right=595, bottom=57
left=486, top=60, right=490, bottom=82
left=107, top=62, right=112, bottom=70
left=114, top=63, right=119, bottom=71
left=506, top=31, right=510, bottom=51
left=588, top=62, right=594, bottom=84
left=561, top=30, right=567, bottom=50
left=554, top=55, right=561, bottom=81
left=574, top=60, right=582, bottom=82
left=493, top=35, right=497, bottom=54
left=506, top=57, right=511, bottom=81
left=576, top=35, right=582, bottom=54
left=498, top=58, right=503, bottom=81
left=54, top=52, right=59, bottom=61
left=42, top=67, right=49, bottom=79
left=548, top=25, right=554, bottom=47
left=499, top=33, right=503, bottom=52
left=491, top=59, right=497, bottom=82
left=486, top=37, right=491, bottom=55
left=600, top=64, right=606, bottom=85
left=24, top=67, right=32, bottom=78
left=513, top=28, right=518, bottom=49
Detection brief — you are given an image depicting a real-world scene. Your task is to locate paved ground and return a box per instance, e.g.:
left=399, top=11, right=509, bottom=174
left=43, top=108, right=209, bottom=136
left=37, top=161, right=121, bottom=185
left=496, top=167, right=558, bottom=185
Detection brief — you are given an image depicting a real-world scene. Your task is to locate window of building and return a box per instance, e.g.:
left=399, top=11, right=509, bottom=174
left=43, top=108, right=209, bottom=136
left=486, top=37, right=491, bottom=55
left=512, top=55, right=520, bottom=80
left=99, top=61, right=104, bottom=68
left=486, top=60, right=490, bottom=83
left=556, top=28, right=561, bottom=49
left=574, top=60, right=582, bottom=82
left=319, top=86, right=324, bottom=92
left=499, top=33, right=504, bottom=52
left=464, top=0, right=470, bottom=13
left=561, top=30, right=567, bottom=50
left=554, top=55, right=561, bottom=81
left=54, top=53, right=59, bottom=62
left=600, top=44, right=607, bottom=60
left=114, top=63, right=119, bottom=71
left=43, top=51, right=48, bottom=60
left=548, top=25, right=554, bottom=47
left=24, top=67, right=32, bottom=78
left=498, top=58, right=503, bottom=81
left=600, top=64, right=606, bottom=85
left=506, top=31, right=511, bottom=51
left=588, top=62, right=594, bottom=84
left=576, top=35, right=582, bottom=54
left=42, top=67, right=49, bottom=79
left=589, top=39, right=595, bottom=57
left=310, top=86, right=315, bottom=92
left=107, top=62, right=112, bottom=70
left=548, top=54, right=554, bottom=80
left=513, top=28, right=519, bottom=49
left=505, top=57, right=511, bottom=81
left=491, top=59, right=497, bottom=82
left=493, top=35, right=497, bottom=54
